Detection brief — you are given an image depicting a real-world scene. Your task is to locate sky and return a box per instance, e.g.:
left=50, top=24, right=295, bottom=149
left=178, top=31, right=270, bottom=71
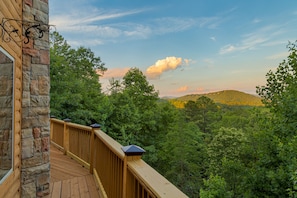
left=49, top=0, right=297, bottom=97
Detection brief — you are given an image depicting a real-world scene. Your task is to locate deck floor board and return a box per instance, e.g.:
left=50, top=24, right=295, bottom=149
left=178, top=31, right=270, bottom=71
left=48, top=145, right=101, bottom=198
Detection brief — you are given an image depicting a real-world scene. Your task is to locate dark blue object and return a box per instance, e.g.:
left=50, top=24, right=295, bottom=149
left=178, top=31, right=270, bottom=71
left=122, top=145, right=145, bottom=156
left=90, top=123, right=101, bottom=128
left=63, top=118, right=71, bottom=122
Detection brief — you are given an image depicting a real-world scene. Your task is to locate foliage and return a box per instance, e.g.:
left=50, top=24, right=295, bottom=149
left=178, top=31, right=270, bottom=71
left=207, top=128, right=247, bottom=196
left=184, top=96, right=220, bottom=134
left=200, top=174, right=233, bottom=198
left=104, top=68, right=163, bottom=164
left=159, top=120, right=207, bottom=197
left=50, top=31, right=107, bottom=125
left=252, top=41, right=297, bottom=197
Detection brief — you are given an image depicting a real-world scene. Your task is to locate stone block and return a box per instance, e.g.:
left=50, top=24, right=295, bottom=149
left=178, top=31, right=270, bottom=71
left=22, top=138, right=34, bottom=159
left=23, top=48, right=39, bottom=57
left=23, top=163, right=49, bottom=175
left=22, top=72, right=30, bottom=92
left=22, top=107, right=30, bottom=118
left=39, top=50, right=49, bottom=65
left=31, top=96, right=50, bottom=107
left=22, top=55, right=32, bottom=72
left=21, top=117, right=32, bottom=129
left=34, top=138, right=41, bottom=152
left=33, top=0, right=49, bottom=14
left=24, top=0, right=33, bottom=7
left=42, top=152, right=49, bottom=163
left=22, top=129, right=33, bottom=139
left=36, top=188, right=49, bottom=197
left=41, top=126, right=50, bottom=137
left=39, top=115, right=50, bottom=126
left=36, top=172, right=49, bottom=186
left=34, top=39, right=49, bottom=50
left=41, top=137, right=49, bottom=152
left=31, top=64, right=49, bottom=76
left=21, top=182, right=36, bottom=198
left=38, top=76, right=50, bottom=95
left=29, top=107, right=49, bottom=116
left=34, top=9, right=49, bottom=23
left=22, top=154, right=43, bottom=168
left=33, top=127, right=41, bottom=138
left=30, top=80, right=38, bottom=95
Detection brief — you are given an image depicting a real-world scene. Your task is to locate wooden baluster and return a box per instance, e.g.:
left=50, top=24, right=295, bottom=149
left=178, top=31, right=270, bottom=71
left=63, top=118, right=71, bottom=155
left=90, top=123, right=101, bottom=174
left=50, top=116, right=55, bottom=141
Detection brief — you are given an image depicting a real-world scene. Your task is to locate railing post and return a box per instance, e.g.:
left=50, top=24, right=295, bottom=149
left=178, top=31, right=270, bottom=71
left=90, top=123, right=101, bottom=174
left=63, top=118, right=71, bottom=155
left=50, top=115, right=55, bottom=141
left=122, top=145, right=145, bottom=198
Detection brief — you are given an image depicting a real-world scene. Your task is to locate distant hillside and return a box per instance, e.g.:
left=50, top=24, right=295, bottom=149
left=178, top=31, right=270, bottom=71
left=168, top=90, right=263, bottom=108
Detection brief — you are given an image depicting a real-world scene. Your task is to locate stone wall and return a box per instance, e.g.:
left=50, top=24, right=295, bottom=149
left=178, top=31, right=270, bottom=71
left=21, top=0, right=50, bottom=197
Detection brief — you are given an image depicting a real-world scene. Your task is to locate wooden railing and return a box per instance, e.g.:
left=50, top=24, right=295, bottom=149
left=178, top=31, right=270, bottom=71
left=50, top=118, right=188, bottom=198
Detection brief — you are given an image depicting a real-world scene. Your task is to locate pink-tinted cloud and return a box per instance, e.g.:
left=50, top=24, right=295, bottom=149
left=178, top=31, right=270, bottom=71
left=177, top=85, right=189, bottom=92
left=146, top=56, right=184, bottom=79
left=99, top=67, right=130, bottom=79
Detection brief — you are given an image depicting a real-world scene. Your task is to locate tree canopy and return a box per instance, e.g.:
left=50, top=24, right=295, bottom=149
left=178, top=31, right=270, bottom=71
left=50, top=31, right=107, bottom=124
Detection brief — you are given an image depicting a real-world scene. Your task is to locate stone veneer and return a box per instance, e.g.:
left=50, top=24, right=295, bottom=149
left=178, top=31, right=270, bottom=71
left=21, top=0, right=50, bottom=197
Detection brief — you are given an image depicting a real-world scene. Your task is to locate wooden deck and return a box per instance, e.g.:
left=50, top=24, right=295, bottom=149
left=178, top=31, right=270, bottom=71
left=46, top=145, right=101, bottom=198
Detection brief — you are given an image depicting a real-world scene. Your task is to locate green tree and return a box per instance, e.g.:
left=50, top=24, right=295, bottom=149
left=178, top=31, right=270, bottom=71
left=200, top=174, right=232, bottom=198
left=207, top=127, right=247, bottom=197
left=50, top=31, right=106, bottom=124
left=184, top=96, right=220, bottom=136
left=105, top=68, right=163, bottom=164
left=159, top=120, right=207, bottom=197
left=122, top=67, right=159, bottom=109
left=252, top=41, right=297, bottom=197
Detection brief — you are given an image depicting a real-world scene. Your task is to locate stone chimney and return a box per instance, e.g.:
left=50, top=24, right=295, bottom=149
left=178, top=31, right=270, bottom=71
left=21, top=0, right=50, bottom=197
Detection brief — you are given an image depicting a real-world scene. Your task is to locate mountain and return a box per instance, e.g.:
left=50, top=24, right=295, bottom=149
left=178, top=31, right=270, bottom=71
left=168, top=90, right=263, bottom=108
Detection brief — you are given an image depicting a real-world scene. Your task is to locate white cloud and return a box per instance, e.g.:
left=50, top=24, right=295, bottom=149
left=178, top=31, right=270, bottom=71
left=49, top=7, right=151, bottom=43
left=82, top=9, right=146, bottom=23
left=210, top=36, right=216, bottom=41
left=153, top=17, right=197, bottom=34
left=219, top=44, right=236, bottom=54
left=146, top=57, right=186, bottom=79
left=219, top=25, right=287, bottom=55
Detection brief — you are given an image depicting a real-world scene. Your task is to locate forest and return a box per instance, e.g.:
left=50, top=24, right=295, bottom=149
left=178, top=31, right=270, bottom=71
left=50, top=31, right=297, bottom=197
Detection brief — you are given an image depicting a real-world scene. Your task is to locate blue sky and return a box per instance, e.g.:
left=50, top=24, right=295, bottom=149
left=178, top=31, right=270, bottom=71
left=49, top=0, right=297, bottom=97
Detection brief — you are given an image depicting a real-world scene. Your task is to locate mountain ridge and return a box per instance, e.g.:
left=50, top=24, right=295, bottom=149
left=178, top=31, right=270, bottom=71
left=167, top=90, right=263, bottom=108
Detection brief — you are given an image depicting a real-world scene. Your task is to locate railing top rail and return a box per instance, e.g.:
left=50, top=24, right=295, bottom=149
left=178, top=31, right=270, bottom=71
left=67, top=122, right=92, bottom=132
left=50, top=118, right=64, bottom=124
left=128, top=159, right=188, bottom=198
left=94, top=129, right=125, bottom=160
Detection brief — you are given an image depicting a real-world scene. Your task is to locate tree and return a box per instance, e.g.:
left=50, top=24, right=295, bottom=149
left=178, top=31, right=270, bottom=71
left=159, top=119, right=207, bottom=197
left=122, top=67, right=159, bottom=109
left=50, top=31, right=107, bottom=124
left=200, top=174, right=232, bottom=198
left=184, top=96, right=220, bottom=135
left=253, top=41, right=297, bottom=197
left=105, top=68, right=163, bottom=164
left=207, top=127, right=247, bottom=196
